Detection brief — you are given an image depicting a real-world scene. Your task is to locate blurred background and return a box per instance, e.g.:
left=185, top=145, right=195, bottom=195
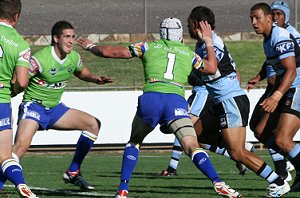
left=18, top=0, right=299, bottom=35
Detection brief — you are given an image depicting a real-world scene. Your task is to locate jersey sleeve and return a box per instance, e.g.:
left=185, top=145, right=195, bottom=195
left=17, top=44, right=31, bottom=69
left=128, top=42, right=149, bottom=58
left=75, top=51, right=83, bottom=72
left=192, top=53, right=205, bottom=69
left=273, top=34, right=295, bottom=60
left=28, top=56, right=41, bottom=77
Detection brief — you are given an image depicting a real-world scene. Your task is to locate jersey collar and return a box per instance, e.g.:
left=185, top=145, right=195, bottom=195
left=51, top=46, right=67, bottom=64
left=0, top=22, right=13, bottom=29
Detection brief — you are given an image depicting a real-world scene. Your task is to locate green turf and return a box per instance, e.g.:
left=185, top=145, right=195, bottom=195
left=30, top=41, right=267, bottom=90
left=2, top=150, right=298, bottom=197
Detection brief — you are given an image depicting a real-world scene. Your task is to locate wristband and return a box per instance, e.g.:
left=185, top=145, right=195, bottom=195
left=270, top=90, right=283, bottom=102
left=86, top=44, right=96, bottom=51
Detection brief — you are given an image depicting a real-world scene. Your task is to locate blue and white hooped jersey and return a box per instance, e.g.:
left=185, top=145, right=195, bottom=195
left=264, top=24, right=300, bottom=87
left=195, top=32, right=245, bottom=103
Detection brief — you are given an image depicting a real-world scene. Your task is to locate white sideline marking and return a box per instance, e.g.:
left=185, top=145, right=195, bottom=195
left=5, top=184, right=114, bottom=197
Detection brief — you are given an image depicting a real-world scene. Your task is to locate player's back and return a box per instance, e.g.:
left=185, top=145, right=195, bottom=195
left=0, top=22, right=30, bottom=102
left=142, top=39, right=195, bottom=97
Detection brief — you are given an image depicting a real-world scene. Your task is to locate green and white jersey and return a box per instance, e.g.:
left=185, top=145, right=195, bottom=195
left=129, top=39, right=204, bottom=97
left=0, top=22, right=31, bottom=103
left=23, top=46, right=83, bottom=107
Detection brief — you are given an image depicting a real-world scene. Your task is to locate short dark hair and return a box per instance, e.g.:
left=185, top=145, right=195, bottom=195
left=0, top=0, right=21, bottom=22
left=189, top=6, right=215, bottom=30
left=251, top=3, right=273, bottom=16
left=51, top=20, right=74, bottom=45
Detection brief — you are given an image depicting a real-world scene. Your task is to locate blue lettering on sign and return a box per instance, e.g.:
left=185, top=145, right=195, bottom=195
left=276, top=41, right=294, bottom=54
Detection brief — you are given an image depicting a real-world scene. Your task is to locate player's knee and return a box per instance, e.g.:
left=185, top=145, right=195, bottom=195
left=12, top=142, right=28, bottom=160
left=87, top=117, right=101, bottom=135
left=274, top=135, right=290, bottom=151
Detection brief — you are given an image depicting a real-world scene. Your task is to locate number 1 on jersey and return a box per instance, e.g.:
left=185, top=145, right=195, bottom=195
left=164, top=53, right=175, bottom=80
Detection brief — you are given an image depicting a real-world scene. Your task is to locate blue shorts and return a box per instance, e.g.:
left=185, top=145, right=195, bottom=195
left=18, top=102, right=70, bottom=130
left=137, top=92, right=189, bottom=128
left=0, top=103, right=12, bottom=131
left=214, top=95, right=249, bottom=129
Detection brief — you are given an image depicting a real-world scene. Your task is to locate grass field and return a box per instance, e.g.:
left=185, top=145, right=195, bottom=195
left=31, top=41, right=266, bottom=90
left=2, top=150, right=299, bottom=198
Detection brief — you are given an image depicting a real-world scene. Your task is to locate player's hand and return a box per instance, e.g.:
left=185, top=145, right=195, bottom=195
left=77, top=37, right=95, bottom=51
left=246, top=76, right=260, bottom=92
left=260, top=97, right=278, bottom=113
left=198, top=21, right=212, bottom=40
left=94, top=76, right=113, bottom=85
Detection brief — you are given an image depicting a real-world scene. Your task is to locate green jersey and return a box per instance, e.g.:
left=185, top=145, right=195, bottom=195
left=0, top=22, right=31, bottom=103
left=23, top=46, right=83, bottom=107
left=129, top=39, right=203, bottom=97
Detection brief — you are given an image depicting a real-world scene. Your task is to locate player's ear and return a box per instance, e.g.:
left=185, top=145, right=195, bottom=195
left=53, top=35, right=59, bottom=44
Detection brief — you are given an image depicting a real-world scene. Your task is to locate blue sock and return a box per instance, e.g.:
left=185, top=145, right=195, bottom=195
left=192, top=149, right=222, bottom=183
left=118, top=143, right=140, bottom=191
left=0, top=167, right=7, bottom=190
left=69, top=131, right=97, bottom=172
left=2, top=159, right=25, bottom=187
left=288, top=144, right=300, bottom=169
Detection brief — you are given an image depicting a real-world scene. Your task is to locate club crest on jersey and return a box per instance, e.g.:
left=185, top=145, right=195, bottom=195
left=276, top=41, right=294, bottom=54
left=50, top=68, right=56, bottom=75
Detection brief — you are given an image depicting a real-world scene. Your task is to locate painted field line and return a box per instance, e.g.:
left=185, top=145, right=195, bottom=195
left=5, top=184, right=114, bottom=197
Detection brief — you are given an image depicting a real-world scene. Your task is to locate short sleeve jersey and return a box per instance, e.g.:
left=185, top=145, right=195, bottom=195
left=194, top=32, right=245, bottom=103
left=264, top=24, right=300, bottom=87
left=0, top=22, right=31, bottom=103
left=23, top=46, right=83, bottom=107
left=266, top=24, right=300, bottom=78
left=129, top=39, right=203, bottom=97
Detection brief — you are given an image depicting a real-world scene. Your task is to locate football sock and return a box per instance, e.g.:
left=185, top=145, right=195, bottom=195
left=288, top=144, right=300, bottom=171
left=68, top=131, right=97, bottom=172
left=268, top=148, right=288, bottom=179
left=191, top=149, right=222, bottom=183
left=257, top=162, right=284, bottom=185
left=1, top=159, right=25, bottom=187
left=118, top=143, right=140, bottom=191
left=167, top=138, right=183, bottom=171
left=204, top=144, right=231, bottom=158
left=0, top=168, right=6, bottom=190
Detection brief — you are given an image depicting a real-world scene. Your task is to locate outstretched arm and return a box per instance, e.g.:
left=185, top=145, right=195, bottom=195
left=77, top=38, right=132, bottom=59
left=75, top=67, right=113, bottom=85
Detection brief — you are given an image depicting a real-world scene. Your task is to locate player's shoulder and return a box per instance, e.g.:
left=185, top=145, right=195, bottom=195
left=272, top=25, right=290, bottom=39
left=286, top=24, right=300, bottom=38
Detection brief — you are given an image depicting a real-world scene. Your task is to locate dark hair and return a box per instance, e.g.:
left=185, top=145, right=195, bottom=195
left=189, top=6, right=215, bottom=30
left=51, top=20, right=74, bottom=45
left=251, top=3, right=273, bottom=16
left=0, top=0, right=21, bottom=22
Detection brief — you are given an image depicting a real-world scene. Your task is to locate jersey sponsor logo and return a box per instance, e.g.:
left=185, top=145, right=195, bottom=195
left=174, top=108, right=188, bottom=116
left=0, top=83, right=4, bottom=88
left=22, top=49, right=31, bottom=61
left=275, top=41, right=294, bottom=54
left=29, top=58, right=39, bottom=74
left=67, top=67, right=73, bottom=73
left=25, top=110, right=40, bottom=120
left=37, top=80, right=68, bottom=89
left=153, top=44, right=162, bottom=48
left=296, top=38, right=300, bottom=47
left=0, top=36, right=18, bottom=47
left=0, top=118, right=10, bottom=127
